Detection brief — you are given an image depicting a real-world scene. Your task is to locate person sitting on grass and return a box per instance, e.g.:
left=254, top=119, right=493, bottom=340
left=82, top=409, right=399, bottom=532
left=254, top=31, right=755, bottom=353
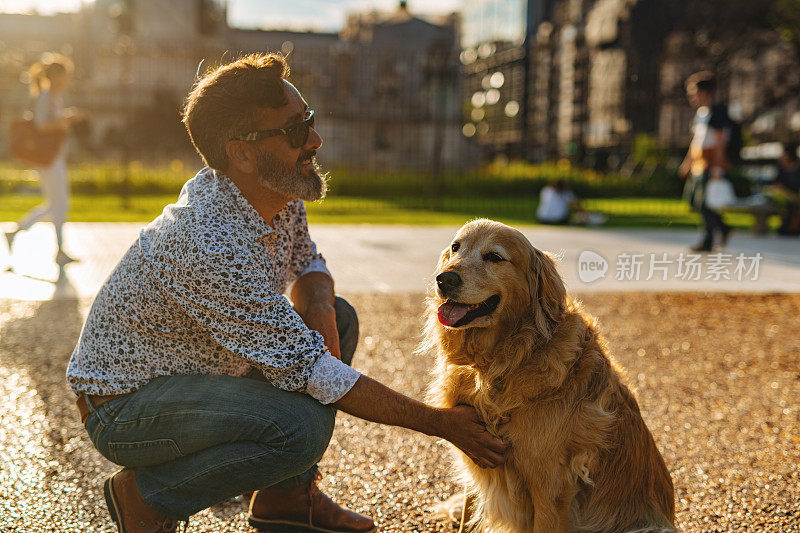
left=536, top=179, right=607, bottom=225
left=536, top=179, right=578, bottom=224
left=65, top=53, right=506, bottom=533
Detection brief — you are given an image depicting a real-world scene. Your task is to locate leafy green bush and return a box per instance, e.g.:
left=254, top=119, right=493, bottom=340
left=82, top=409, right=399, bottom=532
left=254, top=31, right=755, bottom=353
left=1, top=159, right=740, bottom=200
left=0, top=161, right=189, bottom=195
left=631, top=134, right=670, bottom=168
left=329, top=161, right=688, bottom=199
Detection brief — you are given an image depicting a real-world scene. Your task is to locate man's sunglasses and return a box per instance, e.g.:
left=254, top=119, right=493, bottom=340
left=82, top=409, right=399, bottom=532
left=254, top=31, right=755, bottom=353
left=234, top=110, right=315, bottom=148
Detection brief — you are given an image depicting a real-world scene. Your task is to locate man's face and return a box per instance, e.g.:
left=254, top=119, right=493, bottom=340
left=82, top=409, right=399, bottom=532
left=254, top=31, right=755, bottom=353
left=253, top=80, right=326, bottom=201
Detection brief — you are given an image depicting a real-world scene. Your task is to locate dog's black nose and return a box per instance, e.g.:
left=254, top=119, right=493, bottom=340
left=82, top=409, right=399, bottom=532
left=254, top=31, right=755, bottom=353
left=436, top=271, right=462, bottom=293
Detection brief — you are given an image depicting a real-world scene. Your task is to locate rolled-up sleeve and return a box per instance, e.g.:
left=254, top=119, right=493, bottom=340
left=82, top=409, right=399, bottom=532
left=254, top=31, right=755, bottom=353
left=307, top=353, right=361, bottom=404
left=161, top=248, right=353, bottom=401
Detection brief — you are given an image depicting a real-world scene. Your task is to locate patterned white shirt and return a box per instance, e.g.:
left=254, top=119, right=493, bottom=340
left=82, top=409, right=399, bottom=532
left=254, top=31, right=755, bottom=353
left=67, top=168, right=361, bottom=404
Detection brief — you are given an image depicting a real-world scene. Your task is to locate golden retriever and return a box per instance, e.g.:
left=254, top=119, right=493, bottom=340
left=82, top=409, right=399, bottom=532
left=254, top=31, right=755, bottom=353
left=424, top=219, right=675, bottom=533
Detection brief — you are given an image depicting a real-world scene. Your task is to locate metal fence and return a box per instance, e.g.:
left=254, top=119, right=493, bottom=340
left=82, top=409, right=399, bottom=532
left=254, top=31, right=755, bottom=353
left=0, top=11, right=705, bottom=226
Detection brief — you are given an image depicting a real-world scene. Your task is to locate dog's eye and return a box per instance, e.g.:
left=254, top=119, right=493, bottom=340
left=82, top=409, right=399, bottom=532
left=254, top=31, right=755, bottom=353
left=451, top=241, right=460, bottom=253
left=483, top=252, right=505, bottom=263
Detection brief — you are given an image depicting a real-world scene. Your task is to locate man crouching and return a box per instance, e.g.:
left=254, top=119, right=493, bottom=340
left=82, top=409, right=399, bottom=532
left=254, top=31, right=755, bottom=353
left=66, top=53, right=507, bottom=533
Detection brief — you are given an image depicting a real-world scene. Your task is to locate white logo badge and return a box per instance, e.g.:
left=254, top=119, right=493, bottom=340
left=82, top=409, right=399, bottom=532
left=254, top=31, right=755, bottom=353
left=578, top=250, right=608, bottom=283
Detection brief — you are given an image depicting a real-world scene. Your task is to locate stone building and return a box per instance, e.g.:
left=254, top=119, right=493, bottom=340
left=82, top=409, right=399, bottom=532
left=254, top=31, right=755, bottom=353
left=460, top=0, right=800, bottom=164
left=658, top=29, right=800, bottom=149
left=460, top=0, right=544, bottom=157
left=328, top=2, right=469, bottom=170
left=461, top=0, right=671, bottom=162
left=0, top=0, right=230, bottom=161
left=6, top=0, right=796, bottom=168
left=0, top=0, right=471, bottom=170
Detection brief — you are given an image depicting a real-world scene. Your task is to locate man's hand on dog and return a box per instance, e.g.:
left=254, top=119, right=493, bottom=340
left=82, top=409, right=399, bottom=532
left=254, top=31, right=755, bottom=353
left=439, top=405, right=508, bottom=469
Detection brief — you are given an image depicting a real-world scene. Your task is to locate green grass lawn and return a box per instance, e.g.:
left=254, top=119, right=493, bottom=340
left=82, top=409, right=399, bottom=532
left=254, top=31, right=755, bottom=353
left=0, top=192, right=773, bottom=229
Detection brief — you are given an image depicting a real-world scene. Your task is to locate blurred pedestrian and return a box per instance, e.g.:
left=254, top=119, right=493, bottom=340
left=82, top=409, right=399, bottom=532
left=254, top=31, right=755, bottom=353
left=679, top=71, right=733, bottom=252
left=537, top=179, right=578, bottom=224
left=4, top=53, right=84, bottom=264
left=773, top=142, right=800, bottom=236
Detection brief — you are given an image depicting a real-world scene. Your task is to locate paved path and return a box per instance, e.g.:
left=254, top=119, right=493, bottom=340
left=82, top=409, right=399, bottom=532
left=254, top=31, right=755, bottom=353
left=1, top=222, right=799, bottom=300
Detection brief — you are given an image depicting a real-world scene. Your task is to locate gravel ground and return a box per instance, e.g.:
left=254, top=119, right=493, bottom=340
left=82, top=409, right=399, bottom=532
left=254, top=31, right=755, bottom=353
left=0, top=292, right=798, bottom=532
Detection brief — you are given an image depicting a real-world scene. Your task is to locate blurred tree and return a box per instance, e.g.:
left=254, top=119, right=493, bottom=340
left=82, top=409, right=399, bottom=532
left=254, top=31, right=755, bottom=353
left=197, top=0, right=226, bottom=36
left=667, top=0, right=800, bottom=62
left=109, top=0, right=136, bottom=36
left=681, top=0, right=774, bottom=33
left=128, top=91, right=191, bottom=159
left=651, top=0, right=778, bottom=80
left=770, top=0, right=800, bottom=61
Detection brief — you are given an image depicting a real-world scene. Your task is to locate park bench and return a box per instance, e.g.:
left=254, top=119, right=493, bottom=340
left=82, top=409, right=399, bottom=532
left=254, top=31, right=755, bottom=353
left=723, top=198, right=784, bottom=236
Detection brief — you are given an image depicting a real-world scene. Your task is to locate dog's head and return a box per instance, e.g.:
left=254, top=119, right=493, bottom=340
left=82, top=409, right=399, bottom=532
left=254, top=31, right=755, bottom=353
left=432, top=219, right=566, bottom=342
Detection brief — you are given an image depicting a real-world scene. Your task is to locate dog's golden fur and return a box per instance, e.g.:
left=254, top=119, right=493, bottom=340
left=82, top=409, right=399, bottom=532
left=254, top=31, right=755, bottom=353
left=424, top=220, right=675, bottom=533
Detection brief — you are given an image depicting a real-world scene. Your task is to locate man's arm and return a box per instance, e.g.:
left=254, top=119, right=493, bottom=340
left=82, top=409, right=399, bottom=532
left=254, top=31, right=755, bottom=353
left=334, top=374, right=508, bottom=469
left=291, top=271, right=341, bottom=359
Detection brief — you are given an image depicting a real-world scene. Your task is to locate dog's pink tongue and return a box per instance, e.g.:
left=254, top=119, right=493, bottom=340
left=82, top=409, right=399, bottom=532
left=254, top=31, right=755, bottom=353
left=437, top=301, right=469, bottom=327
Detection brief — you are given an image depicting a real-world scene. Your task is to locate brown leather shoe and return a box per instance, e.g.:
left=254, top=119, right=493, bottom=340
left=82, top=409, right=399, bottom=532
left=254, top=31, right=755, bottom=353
left=103, top=468, right=181, bottom=533
left=248, top=476, right=375, bottom=532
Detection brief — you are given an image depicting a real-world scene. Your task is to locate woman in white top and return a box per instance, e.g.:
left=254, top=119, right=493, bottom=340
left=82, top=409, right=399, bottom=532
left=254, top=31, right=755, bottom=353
left=5, top=54, right=84, bottom=264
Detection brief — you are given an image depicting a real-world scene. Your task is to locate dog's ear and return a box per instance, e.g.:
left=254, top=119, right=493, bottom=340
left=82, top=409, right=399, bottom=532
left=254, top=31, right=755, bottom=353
left=526, top=248, right=566, bottom=341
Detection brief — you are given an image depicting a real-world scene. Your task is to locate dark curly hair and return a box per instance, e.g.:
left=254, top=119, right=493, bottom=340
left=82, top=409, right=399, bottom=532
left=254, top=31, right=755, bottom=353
left=685, top=71, right=716, bottom=94
left=182, top=53, right=290, bottom=172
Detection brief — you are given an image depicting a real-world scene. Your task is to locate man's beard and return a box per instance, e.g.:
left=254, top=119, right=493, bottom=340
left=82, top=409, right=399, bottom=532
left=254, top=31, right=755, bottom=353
left=256, top=149, right=328, bottom=201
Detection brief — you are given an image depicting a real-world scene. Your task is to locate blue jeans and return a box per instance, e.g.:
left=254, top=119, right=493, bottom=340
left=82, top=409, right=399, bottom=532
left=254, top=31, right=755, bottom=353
left=83, top=297, right=358, bottom=521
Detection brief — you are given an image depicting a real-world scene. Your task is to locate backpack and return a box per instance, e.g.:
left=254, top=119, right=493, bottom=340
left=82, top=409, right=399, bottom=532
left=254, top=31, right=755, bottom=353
left=726, top=118, right=743, bottom=165
left=709, top=104, right=742, bottom=165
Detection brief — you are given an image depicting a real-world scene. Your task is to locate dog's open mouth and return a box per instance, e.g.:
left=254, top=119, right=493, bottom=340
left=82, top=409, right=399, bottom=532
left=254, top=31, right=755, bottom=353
left=437, top=294, right=501, bottom=327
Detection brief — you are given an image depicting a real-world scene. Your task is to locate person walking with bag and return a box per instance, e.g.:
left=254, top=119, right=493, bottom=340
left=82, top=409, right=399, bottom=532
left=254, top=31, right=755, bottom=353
left=679, top=71, right=734, bottom=252
left=5, top=54, right=84, bottom=264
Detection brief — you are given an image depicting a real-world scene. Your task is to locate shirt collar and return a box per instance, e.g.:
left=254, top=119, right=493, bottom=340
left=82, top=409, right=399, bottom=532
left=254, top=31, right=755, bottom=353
left=213, top=169, right=275, bottom=240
